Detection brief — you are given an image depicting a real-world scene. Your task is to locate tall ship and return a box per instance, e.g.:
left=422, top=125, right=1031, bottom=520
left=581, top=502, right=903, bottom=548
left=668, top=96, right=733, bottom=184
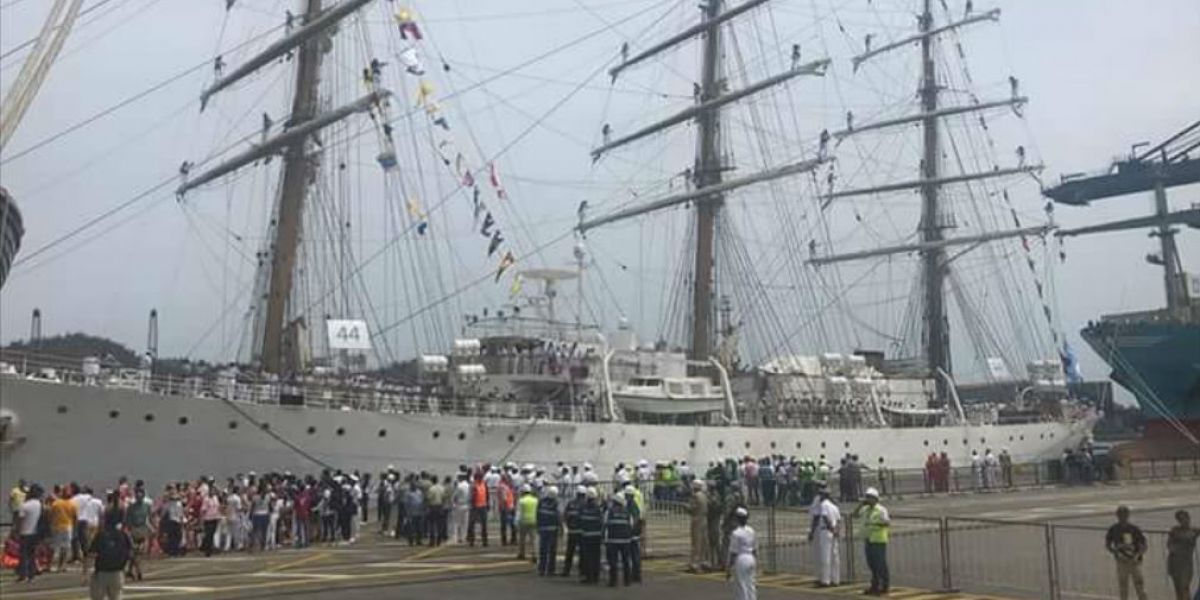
left=1045, top=121, right=1200, bottom=451
left=1, top=0, right=1097, bottom=494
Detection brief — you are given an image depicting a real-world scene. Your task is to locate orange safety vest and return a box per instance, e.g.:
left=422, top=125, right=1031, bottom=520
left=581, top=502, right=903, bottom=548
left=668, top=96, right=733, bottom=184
left=472, top=481, right=488, bottom=508
left=500, top=484, right=515, bottom=511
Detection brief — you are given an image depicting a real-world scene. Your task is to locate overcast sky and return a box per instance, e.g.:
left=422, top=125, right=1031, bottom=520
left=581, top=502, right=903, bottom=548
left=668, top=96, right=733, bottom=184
left=1, top=0, right=1197, bottom=406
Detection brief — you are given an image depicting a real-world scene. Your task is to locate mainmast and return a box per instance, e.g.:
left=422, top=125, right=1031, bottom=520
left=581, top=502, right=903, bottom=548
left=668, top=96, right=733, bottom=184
left=582, top=0, right=830, bottom=360
left=917, top=0, right=949, bottom=398
left=176, top=0, right=382, bottom=375
left=261, top=0, right=325, bottom=375
left=807, top=4, right=1042, bottom=399
left=692, top=0, right=725, bottom=360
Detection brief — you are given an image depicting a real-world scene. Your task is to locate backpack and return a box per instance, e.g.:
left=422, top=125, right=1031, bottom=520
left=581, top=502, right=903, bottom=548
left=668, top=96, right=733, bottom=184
left=93, top=530, right=132, bottom=572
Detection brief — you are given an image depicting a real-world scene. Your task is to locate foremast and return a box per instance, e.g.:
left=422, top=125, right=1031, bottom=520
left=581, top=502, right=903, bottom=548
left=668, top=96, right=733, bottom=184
left=177, top=0, right=382, bottom=376
left=584, top=0, right=830, bottom=360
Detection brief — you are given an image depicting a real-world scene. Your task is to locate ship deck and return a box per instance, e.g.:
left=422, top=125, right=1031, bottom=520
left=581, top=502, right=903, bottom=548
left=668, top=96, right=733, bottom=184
left=4, top=479, right=1197, bottom=600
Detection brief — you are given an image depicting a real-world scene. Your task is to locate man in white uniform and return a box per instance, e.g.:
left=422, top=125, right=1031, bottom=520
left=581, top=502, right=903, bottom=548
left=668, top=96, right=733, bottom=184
left=726, top=506, right=756, bottom=600
left=810, top=488, right=841, bottom=586
left=451, top=475, right=471, bottom=544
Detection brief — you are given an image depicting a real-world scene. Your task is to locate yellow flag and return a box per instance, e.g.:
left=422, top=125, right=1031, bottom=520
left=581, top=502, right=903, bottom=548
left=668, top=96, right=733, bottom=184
left=416, top=81, right=434, bottom=106
left=509, top=273, right=523, bottom=297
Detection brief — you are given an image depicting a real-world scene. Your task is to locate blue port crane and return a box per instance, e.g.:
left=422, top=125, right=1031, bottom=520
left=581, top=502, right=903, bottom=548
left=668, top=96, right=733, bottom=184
left=1044, top=120, right=1200, bottom=318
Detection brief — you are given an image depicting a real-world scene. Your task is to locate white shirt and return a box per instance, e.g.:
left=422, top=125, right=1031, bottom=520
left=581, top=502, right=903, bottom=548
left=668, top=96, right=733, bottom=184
left=729, top=525, right=756, bottom=556
left=17, top=498, right=42, bottom=536
left=75, top=493, right=101, bottom=525
left=818, top=499, right=841, bottom=531
left=451, top=481, right=470, bottom=508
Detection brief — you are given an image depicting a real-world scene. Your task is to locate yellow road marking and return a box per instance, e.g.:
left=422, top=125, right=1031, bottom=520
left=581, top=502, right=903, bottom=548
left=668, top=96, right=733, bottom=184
left=263, top=550, right=330, bottom=573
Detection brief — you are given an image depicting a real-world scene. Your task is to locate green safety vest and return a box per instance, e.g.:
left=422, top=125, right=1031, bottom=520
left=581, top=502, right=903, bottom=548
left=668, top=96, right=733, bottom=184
left=518, top=494, right=538, bottom=526
left=862, top=505, right=889, bottom=544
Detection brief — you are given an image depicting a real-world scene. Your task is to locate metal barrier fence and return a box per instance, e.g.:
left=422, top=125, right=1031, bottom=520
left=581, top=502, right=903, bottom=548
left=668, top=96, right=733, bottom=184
left=720, top=504, right=1200, bottom=599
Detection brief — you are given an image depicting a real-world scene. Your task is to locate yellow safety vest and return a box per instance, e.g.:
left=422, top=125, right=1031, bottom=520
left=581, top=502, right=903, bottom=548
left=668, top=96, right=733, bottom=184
left=863, top=505, right=889, bottom=544
left=518, top=494, right=538, bottom=526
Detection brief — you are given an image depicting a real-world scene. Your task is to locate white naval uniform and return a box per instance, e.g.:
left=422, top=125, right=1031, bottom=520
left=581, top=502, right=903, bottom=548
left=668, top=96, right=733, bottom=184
left=729, top=525, right=757, bottom=600
left=816, top=498, right=841, bottom=584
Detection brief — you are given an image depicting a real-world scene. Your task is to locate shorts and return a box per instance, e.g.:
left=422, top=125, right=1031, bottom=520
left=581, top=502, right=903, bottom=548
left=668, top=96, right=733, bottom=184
left=129, top=526, right=150, bottom=544
left=51, top=530, right=72, bottom=551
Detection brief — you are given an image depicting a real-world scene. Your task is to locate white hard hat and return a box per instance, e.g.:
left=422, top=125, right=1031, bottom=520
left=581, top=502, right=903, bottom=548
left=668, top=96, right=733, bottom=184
left=864, top=487, right=880, bottom=498
left=582, top=462, right=593, bottom=471
left=545, top=486, right=559, bottom=498
left=522, top=463, right=535, bottom=471
left=575, top=485, right=587, bottom=496
left=585, top=487, right=598, bottom=499
left=637, top=459, right=649, bottom=467
left=520, top=484, right=532, bottom=493
left=611, top=493, right=626, bottom=506
left=735, top=506, right=749, bottom=518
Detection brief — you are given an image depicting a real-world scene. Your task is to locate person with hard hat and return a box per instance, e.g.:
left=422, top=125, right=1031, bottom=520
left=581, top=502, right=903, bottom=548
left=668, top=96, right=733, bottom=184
left=623, top=484, right=643, bottom=582
left=853, top=487, right=890, bottom=595
left=807, top=486, right=841, bottom=587
left=561, top=486, right=586, bottom=577
left=467, top=473, right=489, bottom=547
left=603, top=493, right=633, bottom=586
left=498, top=475, right=516, bottom=546
left=578, top=487, right=604, bottom=584
left=726, top=506, right=756, bottom=600
left=536, top=486, right=561, bottom=575
left=516, top=484, right=538, bottom=561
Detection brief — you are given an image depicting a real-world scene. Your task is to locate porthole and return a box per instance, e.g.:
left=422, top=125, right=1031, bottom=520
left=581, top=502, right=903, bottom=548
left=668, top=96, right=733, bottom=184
left=144, top=413, right=155, bottom=422
left=795, top=442, right=802, bottom=449
left=770, top=441, right=777, bottom=449
left=717, top=441, right=725, bottom=449
left=336, top=427, right=345, bottom=436
left=228, top=421, right=238, bottom=429
left=640, top=440, right=647, bottom=447
left=598, top=438, right=606, bottom=446
left=962, top=439, right=969, bottom=446
left=923, top=440, right=929, bottom=446
left=1039, top=433, right=1044, bottom=440
left=56, top=405, right=68, bottom=414
left=260, top=422, right=269, bottom=430
left=307, top=426, right=317, bottom=435
left=507, top=434, right=515, bottom=443
left=843, top=441, right=850, bottom=449
left=980, top=437, right=986, bottom=444
left=744, top=441, right=751, bottom=449
left=1019, top=435, right=1025, bottom=441
left=943, top=439, right=949, bottom=446
left=378, top=429, right=388, bottom=438
left=458, top=432, right=466, bottom=441
left=1008, top=436, right=1014, bottom=442
left=554, top=436, right=562, bottom=444
left=1049, top=432, right=1054, bottom=439
left=178, top=416, right=189, bottom=425
left=109, top=410, right=120, bottom=419
left=820, top=441, right=826, bottom=449
left=432, top=431, right=441, bottom=439
left=688, top=440, right=696, bottom=449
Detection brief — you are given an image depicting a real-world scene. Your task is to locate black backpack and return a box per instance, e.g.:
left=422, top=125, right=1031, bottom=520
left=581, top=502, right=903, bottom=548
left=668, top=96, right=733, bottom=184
left=93, top=530, right=132, bottom=572
left=34, top=509, right=51, bottom=541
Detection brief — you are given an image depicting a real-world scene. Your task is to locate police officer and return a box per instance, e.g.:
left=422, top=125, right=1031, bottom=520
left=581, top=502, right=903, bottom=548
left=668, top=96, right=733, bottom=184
left=623, top=484, right=644, bottom=583
left=853, top=487, right=890, bottom=595
left=579, top=487, right=604, bottom=584
left=536, top=486, right=561, bottom=575
left=560, top=486, right=585, bottom=577
left=604, top=493, right=633, bottom=587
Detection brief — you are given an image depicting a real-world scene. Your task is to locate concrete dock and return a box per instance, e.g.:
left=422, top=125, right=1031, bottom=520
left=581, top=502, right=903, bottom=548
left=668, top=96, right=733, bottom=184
left=2, top=479, right=1197, bottom=600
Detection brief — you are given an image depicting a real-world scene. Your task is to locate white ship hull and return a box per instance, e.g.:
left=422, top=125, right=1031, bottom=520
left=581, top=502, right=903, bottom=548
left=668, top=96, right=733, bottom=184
left=0, top=376, right=1093, bottom=495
